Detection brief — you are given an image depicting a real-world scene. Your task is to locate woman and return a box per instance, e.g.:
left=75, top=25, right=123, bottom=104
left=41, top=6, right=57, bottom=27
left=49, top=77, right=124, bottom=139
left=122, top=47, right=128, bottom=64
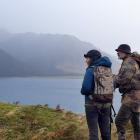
left=81, top=50, right=112, bottom=140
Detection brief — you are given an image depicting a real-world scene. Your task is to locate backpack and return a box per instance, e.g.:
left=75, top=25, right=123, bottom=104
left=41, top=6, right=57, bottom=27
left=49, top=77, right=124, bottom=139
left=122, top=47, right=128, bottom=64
left=131, top=52, right=140, bottom=68
left=92, top=66, right=114, bottom=103
left=129, top=52, right=140, bottom=90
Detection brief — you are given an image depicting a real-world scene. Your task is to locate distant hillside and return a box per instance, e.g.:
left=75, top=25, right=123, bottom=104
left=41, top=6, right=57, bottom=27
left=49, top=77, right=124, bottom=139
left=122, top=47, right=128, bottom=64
left=0, top=102, right=133, bottom=140
left=0, top=31, right=119, bottom=77
left=0, top=49, right=31, bottom=77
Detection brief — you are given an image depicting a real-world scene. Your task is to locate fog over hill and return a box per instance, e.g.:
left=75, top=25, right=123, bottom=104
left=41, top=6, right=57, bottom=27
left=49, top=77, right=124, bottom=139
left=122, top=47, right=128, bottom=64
left=0, top=31, right=119, bottom=77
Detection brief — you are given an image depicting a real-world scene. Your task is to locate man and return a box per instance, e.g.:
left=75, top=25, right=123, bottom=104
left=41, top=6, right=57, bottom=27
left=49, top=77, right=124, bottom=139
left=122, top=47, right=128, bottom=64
left=81, top=50, right=113, bottom=140
left=114, top=44, right=140, bottom=140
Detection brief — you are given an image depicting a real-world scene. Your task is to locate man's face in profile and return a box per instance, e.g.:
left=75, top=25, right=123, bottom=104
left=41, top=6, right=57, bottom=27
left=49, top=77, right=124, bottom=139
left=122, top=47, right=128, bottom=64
left=117, top=51, right=127, bottom=60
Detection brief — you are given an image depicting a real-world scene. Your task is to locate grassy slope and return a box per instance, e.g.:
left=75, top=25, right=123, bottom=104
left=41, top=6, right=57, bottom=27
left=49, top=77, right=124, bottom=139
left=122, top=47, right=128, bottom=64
left=0, top=103, right=133, bottom=140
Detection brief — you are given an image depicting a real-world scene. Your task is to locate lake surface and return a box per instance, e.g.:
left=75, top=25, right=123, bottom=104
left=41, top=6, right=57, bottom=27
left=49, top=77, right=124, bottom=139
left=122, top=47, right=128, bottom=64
left=0, top=77, right=121, bottom=113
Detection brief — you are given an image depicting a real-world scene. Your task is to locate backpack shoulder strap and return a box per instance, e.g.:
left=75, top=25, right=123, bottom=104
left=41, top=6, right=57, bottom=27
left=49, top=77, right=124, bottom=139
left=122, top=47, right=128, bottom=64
left=89, top=66, right=95, bottom=74
left=89, top=66, right=95, bottom=69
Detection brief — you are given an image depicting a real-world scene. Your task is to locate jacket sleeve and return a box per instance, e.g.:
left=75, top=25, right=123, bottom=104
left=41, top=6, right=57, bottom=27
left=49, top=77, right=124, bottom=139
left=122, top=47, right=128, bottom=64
left=81, top=68, right=94, bottom=95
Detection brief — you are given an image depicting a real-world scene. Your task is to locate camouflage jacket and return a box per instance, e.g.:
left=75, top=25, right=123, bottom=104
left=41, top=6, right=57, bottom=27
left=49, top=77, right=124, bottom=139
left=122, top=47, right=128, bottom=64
left=114, top=56, right=140, bottom=104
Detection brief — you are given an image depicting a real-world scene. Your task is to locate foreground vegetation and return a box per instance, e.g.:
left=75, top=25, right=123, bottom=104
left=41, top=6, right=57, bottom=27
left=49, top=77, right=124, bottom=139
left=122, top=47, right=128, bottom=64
left=0, top=102, right=133, bottom=140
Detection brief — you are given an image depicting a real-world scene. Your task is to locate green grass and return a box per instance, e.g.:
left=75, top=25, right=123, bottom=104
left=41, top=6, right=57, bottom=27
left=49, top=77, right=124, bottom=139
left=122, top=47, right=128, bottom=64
left=0, top=102, right=133, bottom=140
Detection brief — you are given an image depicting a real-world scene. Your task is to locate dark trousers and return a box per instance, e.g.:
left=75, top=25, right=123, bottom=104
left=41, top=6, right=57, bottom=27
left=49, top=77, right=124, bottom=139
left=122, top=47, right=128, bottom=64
left=115, top=103, right=140, bottom=140
left=85, top=105, right=111, bottom=140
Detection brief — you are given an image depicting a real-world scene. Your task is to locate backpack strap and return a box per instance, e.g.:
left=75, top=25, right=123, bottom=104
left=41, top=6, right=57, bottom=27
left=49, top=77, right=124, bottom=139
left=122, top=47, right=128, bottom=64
left=89, top=66, right=95, bottom=69
left=89, top=66, right=95, bottom=75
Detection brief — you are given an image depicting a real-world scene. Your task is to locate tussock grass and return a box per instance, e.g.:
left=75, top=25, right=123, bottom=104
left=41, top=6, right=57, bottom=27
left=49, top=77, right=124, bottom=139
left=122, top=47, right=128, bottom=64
left=0, top=103, right=133, bottom=140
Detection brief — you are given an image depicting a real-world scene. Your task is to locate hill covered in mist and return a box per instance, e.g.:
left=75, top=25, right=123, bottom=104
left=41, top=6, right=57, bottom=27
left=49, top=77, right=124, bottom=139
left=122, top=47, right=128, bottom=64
left=0, top=30, right=119, bottom=77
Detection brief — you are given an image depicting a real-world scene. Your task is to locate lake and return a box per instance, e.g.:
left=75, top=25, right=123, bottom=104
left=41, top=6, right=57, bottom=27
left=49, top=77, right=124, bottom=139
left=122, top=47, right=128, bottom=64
left=0, top=77, right=121, bottom=113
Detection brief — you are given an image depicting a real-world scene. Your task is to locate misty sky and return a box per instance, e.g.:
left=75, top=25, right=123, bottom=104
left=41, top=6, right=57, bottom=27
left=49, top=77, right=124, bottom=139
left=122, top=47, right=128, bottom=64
left=0, top=0, right=140, bottom=55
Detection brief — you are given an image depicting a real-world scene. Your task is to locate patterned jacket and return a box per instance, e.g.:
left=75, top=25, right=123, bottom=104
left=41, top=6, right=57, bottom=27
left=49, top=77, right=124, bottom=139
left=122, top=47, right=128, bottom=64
left=114, top=56, right=140, bottom=104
